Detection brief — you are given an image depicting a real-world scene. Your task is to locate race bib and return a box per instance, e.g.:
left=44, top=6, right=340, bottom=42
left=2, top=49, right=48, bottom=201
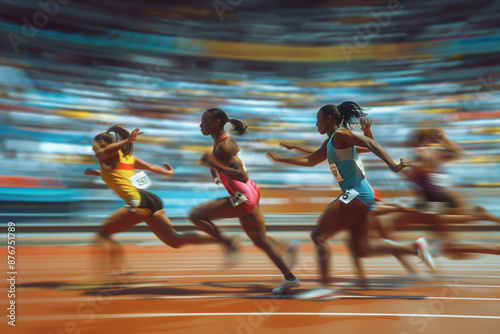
left=229, top=191, right=248, bottom=207
left=355, top=157, right=366, bottom=177
left=130, top=171, right=151, bottom=189
left=339, top=189, right=359, bottom=204
left=329, top=163, right=344, bottom=182
left=430, top=173, right=451, bottom=188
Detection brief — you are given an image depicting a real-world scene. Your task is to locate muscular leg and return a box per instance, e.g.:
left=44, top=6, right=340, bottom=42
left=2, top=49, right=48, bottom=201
left=347, top=234, right=366, bottom=284
left=97, top=207, right=151, bottom=273
left=145, top=209, right=222, bottom=248
left=441, top=241, right=500, bottom=257
left=189, top=197, right=249, bottom=248
left=368, top=214, right=418, bottom=274
left=239, top=204, right=295, bottom=280
left=311, top=198, right=367, bottom=284
left=372, top=202, right=419, bottom=216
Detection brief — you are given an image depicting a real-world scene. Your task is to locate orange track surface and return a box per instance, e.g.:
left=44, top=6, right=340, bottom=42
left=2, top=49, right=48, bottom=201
left=2, top=243, right=500, bottom=334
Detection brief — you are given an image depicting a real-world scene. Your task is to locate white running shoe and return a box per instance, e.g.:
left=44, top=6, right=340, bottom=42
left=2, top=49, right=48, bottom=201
left=272, top=278, right=300, bottom=294
left=283, top=241, right=299, bottom=269
left=415, top=237, right=436, bottom=271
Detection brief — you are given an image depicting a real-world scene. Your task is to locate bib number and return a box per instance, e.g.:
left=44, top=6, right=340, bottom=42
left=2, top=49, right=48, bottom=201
left=339, top=189, right=359, bottom=204
left=430, top=173, right=451, bottom=188
left=130, top=171, right=151, bottom=189
left=229, top=191, right=248, bottom=207
left=329, top=163, right=344, bottom=182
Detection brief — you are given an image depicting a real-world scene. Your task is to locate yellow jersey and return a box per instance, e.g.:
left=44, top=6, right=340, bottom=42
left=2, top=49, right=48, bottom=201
left=100, top=151, right=140, bottom=206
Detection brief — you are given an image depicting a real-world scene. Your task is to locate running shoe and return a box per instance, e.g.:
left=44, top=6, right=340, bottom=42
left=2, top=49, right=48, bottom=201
left=415, top=237, right=436, bottom=271
left=272, top=278, right=300, bottom=294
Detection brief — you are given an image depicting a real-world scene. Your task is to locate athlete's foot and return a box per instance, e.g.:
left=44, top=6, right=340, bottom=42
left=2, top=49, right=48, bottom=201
left=283, top=240, right=299, bottom=269
left=224, top=234, right=242, bottom=268
left=272, top=277, right=300, bottom=294
left=415, top=237, right=436, bottom=271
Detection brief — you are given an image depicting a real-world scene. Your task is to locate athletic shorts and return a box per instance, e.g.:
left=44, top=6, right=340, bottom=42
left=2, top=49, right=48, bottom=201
left=337, top=178, right=375, bottom=210
left=129, top=190, right=163, bottom=214
left=226, top=179, right=260, bottom=215
left=416, top=190, right=459, bottom=214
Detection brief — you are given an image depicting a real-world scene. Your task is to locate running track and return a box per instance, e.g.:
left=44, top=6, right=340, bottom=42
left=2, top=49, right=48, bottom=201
left=2, top=240, right=500, bottom=334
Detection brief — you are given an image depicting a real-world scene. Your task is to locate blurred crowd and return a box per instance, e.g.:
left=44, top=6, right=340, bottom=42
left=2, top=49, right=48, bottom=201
left=0, top=0, right=499, bottom=220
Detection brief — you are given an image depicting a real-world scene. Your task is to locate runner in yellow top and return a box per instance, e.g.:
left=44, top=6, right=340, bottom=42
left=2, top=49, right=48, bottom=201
left=84, top=125, right=236, bottom=274
left=99, top=150, right=140, bottom=207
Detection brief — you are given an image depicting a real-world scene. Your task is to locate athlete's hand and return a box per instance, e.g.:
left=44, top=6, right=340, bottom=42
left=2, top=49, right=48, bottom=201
left=162, top=163, right=174, bottom=177
left=127, top=128, right=143, bottom=143
left=279, top=142, right=295, bottom=151
left=360, top=117, right=373, bottom=134
left=266, top=150, right=281, bottom=163
left=392, top=158, right=411, bottom=172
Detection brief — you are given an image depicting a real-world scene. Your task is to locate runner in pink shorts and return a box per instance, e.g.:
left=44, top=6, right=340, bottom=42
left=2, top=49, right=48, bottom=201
left=213, top=133, right=260, bottom=215
left=188, top=108, right=300, bottom=294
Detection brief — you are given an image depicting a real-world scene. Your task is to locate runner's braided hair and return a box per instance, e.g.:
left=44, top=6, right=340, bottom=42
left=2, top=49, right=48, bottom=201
left=319, top=101, right=367, bottom=129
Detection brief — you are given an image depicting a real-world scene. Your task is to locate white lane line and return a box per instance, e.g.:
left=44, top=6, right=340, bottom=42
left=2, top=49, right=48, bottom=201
left=6, top=295, right=500, bottom=305
left=18, top=312, right=500, bottom=322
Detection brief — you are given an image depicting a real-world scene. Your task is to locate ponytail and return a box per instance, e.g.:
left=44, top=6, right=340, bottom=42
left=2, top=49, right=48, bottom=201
left=319, top=101, right=367, bottom=129
left=228, top=118, right=248, bottom=136
left=102, top=124, right=134, bottom=156
left=205, top=108, right=248, bottom=136
left=337, top=101, right=367, bottom=129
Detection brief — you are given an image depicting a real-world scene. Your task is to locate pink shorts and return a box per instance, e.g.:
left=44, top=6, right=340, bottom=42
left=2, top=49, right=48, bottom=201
left=220, top=173, right=260, bottom=215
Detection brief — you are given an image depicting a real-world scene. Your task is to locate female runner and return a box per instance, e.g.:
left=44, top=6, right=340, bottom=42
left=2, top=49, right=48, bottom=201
left=387, top=128, right=500, bottom=258
left=267, top=102, right=435, bottom=285
left=278, top=116, right=418, bottom=280
left=85, top=125, right=229, bottom=274
left=188, top=108, right=299, bottom=293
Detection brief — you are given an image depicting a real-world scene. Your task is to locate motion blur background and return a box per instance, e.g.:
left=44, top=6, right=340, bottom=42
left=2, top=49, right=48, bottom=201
left=1, top=0, right=499, bottom=238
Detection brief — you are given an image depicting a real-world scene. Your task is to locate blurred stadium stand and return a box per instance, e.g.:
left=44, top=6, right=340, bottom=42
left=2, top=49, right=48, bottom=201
left=1, top=0, right=499, bottom=235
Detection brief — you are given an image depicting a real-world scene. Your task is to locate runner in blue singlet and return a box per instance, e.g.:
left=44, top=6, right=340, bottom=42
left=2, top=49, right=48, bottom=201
left=326, top=126, right=375, bottom=210
left=267, top=101, right=436, bottom=286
